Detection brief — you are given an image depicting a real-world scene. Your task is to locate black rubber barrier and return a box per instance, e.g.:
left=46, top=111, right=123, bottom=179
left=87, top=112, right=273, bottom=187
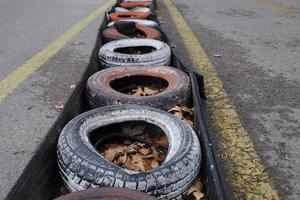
left=5, top=1, right=227, bottom=200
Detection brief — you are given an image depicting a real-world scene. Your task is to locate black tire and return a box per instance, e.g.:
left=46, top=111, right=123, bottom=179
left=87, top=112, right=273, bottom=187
left=98, top=39, right=171, bottom=68
left=86, top=66, right=191, bottom=110
left=57, top=105, right=201, bottom=199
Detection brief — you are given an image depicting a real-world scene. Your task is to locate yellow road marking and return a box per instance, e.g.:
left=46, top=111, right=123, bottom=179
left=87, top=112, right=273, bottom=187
left=163, top=0, right=279, bottom=199
left=257, top=0, right=300, bottom=15
left=0, top=0, right=114, bottom=103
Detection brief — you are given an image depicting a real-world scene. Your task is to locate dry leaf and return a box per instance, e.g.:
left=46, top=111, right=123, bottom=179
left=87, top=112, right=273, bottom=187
left=187, top=179, right=205, bottom=200
left=154, top=134, right=168, bottom=148
left=115, top=153, right=127, bottom=165
left=151, top=159, right=159, bottom=168
left=193, top=178, right=204, bottom=191
left=130, top=86, right=161, bottom=96
left=139, top=147, right=151, bottom=155
left=143, top=87, right=159, bottom=96
left=125, top=154, right=145, bottom=171
left=131, top=87, right=144, bottom=96
left=100, top=134, right=168, bottom=172
left=168, top=105, right=191, bottom=113
left=102, top=144, right=124, bottom=161
left=168, top=106, right=194, bottom=127
left=55, top=101, right=64, bottom=109
left=143, top=159, right=153, bottom=169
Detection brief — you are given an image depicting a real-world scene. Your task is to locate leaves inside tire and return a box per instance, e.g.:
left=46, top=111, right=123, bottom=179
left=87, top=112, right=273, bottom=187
left=99, top=129, right=168, bottom=172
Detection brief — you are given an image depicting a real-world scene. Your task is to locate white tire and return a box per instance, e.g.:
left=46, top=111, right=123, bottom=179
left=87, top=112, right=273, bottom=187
left=99, top=39, right=171, bottom=68
left=115, top=6, right=151, bottom=13
left=107, top=19, right=159, bottom=28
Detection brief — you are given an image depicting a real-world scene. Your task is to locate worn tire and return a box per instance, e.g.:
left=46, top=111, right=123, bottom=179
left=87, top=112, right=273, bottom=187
left=86, top=66, right=191, bottom=110
left=55, top=187, right=156, bottom=200
left=99, top=39, right=171, bottom=68
left=102, top=24, right=162, bottom=43
left=57, top=105, right=201, bottom=199
left=115, top=7, right=151, bottom=13
left=107, top=19, right=159, bottom=28
left=109, top=11, right=150, bottom=21
left=115, top=7, right=130, bottom=12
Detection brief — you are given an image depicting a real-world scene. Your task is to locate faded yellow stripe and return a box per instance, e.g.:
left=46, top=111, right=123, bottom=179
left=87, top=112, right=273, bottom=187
left=0, top=0, right=114, bottom=103
left=257, top=0, right=300, bottom=15
left=163, top=0, right=279, bottom=199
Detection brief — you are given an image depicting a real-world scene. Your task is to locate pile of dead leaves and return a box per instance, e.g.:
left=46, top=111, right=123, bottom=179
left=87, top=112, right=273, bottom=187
left=168, top=105, right=194, bottom=127
left=127, top=86, right=165, bottom=96
left=100, top=138, right=166, bottom=171
left=187, top=178, right=205, bottom=200
left=99, top=124, right=168, bottom=172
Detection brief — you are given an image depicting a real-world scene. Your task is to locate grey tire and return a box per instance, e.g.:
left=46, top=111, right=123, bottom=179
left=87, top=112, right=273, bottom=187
left=57, top=105, right=201, bottom=199
left=98, top=39, right=171, bottom=68
left=86, top=66, right=191, bottom=110
left=115, top=7, right=151, bottom=13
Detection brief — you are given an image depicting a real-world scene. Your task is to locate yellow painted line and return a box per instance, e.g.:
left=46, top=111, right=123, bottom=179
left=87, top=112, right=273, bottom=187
left=163, top=0, right=279, bottom=199
left=0, top=0, right=114, bottom=103
left=257, top=0, right=300, bottom=15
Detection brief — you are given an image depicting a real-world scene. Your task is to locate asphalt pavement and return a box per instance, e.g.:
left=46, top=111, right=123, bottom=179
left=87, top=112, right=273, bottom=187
left=0, top=0, right=299, bottom=199
left=157, top=0, right=300, bottom=199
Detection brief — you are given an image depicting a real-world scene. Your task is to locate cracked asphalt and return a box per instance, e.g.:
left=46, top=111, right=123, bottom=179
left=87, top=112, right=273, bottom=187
left=0, top=0, right=299, bottom=199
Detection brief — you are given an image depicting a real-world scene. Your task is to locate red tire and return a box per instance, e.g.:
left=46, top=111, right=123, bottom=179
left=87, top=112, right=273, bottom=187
left=109, top=11, right=150, bottom=21
left=86, top=66, right=191, bottom=110
left=119, top=2, right=151, bottom=8
left=55, top=188, right=156, bottom=200
left=102, top=24, right=162, bottom=43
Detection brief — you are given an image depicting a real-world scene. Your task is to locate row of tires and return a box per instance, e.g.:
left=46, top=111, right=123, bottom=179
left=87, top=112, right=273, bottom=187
left=56, top=1, right=202, bottom=200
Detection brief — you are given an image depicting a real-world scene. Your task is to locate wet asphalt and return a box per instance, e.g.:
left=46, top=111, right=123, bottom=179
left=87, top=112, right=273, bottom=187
left=0, top=0, right=299, bottom=199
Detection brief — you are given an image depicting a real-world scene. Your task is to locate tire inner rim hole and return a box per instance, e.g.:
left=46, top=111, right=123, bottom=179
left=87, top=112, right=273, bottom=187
left=114, top=46, right=156, bottom=54
left=89, top=121, right=169, bottom=172
left=134, top=29, right=146, bottom=38
left=119, top=15, right=138, bottom=19
left=110, top=75, right=168, bottom=96
left=119, top=29, right=146, bottom=38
